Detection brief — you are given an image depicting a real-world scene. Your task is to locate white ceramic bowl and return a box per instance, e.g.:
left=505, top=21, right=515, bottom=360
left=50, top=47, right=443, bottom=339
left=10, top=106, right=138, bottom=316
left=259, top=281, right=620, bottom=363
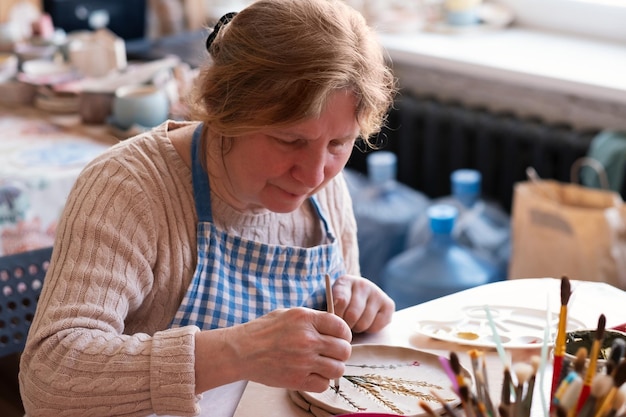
left=21, top=59, right=71, bottom=77
left=111, top=84, right=169, bottom=129
left=14, top=43, right=57, bottom=63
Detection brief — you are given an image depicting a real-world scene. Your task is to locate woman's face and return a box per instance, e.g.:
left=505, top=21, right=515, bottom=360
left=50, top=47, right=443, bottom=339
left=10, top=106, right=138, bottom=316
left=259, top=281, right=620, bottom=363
left=219, top=90, right=359, bottom=213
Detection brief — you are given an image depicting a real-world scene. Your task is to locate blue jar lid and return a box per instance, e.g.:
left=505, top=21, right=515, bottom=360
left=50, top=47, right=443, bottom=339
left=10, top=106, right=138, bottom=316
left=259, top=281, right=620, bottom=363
left=367, top=151, right=397, bottom=184
left=451, top=169, right=481, bottom=196
left=428, top=204, right=457, bottom=234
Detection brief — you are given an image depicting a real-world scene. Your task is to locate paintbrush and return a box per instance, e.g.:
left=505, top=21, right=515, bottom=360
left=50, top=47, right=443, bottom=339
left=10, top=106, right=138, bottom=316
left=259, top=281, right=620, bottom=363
left=554, top=348, right=586, bottom=407
left=576, top=374, right=613, bottom=417
left=512, top=362, right=534, bottom=417
left=551, top=276, right=572, bottom=409
left=469, top=350, right=492, bottom=417
left=484, top=305, right=511, bottom=371
left=499, top=403, right=511, bottom=417
left=324, top=274, right=340, bottom=393
left=481, top=351, right=491, bottom=395
left=429, top=388, right=460, bottom=417
left=555, top=404, right=568, bottom=417
left=418, top=399, right=440, bottom=417
left=553, top=371, right=580, bottom=407
left=539, top=295, right=553, bottom=417
left=606, top=338, right=626, bottom=375
left=439, top=355, right=460, bottom=394
left=449, top=352, right=466, bottom=390
left=474, top=369, right=496, bottom=417
left=556, top=371, right=582, bottom=416
left=519, top=356, right=541, bottom=417
left=605, top=387, right=626, bottom=417
left=449, top=352, right=476, bottom=417
left=593, top=360, right=626, bottom=417
left=576, top=314, right=607, bottom=413
left=501, top=366, right=513, bottom=417
left=468, top=349, right=483, bottom=395
left=485, top=304, right=518, bottom=397
left=549, top=348, right=586, bottom=416
left=558, top=354, right=576, bottom=392
left=573, top=347, right=589, bottom=376
left=459, top=384, right=478, bottom=417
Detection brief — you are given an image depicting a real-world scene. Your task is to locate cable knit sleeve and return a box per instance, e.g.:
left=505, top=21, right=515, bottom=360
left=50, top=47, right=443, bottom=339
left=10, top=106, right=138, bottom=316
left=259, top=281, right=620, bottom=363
left=19, top=128, right=202, bottom=417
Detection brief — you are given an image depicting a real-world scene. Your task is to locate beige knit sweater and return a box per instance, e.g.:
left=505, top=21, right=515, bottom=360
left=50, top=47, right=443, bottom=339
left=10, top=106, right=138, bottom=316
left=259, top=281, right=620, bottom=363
left=18, top=121, right=360, bottom=417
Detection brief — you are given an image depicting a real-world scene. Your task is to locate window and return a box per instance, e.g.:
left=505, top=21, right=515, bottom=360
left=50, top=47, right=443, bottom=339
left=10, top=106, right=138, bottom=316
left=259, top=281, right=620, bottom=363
left=497, top=0, right=626, bottom=43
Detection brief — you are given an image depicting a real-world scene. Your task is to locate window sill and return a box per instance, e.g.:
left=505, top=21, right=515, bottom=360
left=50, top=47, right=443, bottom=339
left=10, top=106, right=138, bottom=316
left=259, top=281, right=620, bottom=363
left=379, top=27, right=626, bottom=130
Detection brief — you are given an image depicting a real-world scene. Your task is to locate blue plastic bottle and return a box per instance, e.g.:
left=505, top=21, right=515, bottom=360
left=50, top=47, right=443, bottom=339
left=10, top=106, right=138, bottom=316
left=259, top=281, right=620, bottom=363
left=383, top=204, right=500, bottom=309
left=348, top=151, right=429, bottom=288
left=406, top=169, right=511, bottom=281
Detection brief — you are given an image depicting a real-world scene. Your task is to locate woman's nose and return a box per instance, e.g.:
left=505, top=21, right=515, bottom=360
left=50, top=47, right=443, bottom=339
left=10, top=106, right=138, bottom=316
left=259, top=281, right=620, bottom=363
left=292, top=151, right=326, bottom=188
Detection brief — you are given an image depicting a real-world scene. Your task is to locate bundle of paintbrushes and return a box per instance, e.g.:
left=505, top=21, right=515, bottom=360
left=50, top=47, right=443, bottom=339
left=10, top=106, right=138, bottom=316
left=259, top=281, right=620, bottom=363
left=424, top=276, right=626, bottom=417
left=430, top=346, right=626, bottom=417
left=550, top=313, right=626, bottom=417
left=428, top=349, right=540, bottom=417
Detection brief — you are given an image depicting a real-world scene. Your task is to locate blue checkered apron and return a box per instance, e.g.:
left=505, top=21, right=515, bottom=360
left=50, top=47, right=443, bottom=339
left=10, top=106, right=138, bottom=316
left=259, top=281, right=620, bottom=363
left=170, top=124, right=346, bottom=330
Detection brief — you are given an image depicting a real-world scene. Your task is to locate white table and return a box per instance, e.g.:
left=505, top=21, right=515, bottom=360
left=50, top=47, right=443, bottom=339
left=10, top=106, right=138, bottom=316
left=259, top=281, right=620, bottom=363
left=232, top=278, right=626, bottom=417
left=0, top=107, right=114, bottom=255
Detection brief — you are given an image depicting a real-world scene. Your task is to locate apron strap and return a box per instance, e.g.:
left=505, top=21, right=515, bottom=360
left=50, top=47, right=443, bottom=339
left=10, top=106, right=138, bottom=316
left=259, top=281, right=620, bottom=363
left=191, top=123, right=213, bottom=222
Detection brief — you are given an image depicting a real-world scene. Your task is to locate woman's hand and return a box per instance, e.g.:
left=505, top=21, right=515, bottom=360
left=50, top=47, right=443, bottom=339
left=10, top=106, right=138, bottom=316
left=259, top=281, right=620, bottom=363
left=331, top=274, right=395, bottom=334
left=195, top=307, right=352, bottom=394
left=193, top=278, right=393, bottom=395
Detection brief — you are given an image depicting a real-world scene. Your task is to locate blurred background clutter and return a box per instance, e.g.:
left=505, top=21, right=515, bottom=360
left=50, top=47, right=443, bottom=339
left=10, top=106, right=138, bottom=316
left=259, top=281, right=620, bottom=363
left=0, top=0, right=624, bottom=333
left=0, top=0, right=624, bottom=322
left=0, top=0, right=625, bottom=414
left=0, top=0, right=515, bottom=133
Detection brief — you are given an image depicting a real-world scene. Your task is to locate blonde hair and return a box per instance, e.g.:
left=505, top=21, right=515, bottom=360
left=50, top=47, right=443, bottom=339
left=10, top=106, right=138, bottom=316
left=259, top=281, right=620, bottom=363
left=188, top=0, right=396, bottom=149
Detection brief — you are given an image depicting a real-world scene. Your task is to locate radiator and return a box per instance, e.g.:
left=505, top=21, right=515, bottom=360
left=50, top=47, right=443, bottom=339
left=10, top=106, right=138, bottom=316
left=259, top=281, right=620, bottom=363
left=347, top=93, right=599, bottom=212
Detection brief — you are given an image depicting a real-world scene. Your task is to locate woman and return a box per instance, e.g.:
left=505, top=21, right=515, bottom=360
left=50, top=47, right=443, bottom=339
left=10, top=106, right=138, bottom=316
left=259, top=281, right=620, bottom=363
left=19, top=0, right=397, bottom=415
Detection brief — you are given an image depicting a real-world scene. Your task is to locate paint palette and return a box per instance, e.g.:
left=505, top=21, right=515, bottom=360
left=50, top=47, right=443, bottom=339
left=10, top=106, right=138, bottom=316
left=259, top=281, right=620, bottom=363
left=416, top=305, right=586, bottom=349
left=297, top=344, right=467, bottom=416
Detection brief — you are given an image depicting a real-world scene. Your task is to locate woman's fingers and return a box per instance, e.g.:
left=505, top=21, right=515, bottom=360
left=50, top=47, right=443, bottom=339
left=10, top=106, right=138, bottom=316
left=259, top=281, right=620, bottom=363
left=228, top=308, right=351, bottom=390
left=331, top=275, right=395, bottom=333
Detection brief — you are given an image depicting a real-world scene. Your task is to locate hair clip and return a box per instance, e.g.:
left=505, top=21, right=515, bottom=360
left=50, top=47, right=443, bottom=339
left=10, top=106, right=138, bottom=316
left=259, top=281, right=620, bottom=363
left=206, top=12, right=238, bottom=52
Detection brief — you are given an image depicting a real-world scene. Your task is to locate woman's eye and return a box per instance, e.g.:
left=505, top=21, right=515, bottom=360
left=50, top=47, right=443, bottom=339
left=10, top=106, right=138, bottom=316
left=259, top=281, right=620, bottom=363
left=274, top=137, right=304, bottom=147
left=330, top=138, right=356, bottom=153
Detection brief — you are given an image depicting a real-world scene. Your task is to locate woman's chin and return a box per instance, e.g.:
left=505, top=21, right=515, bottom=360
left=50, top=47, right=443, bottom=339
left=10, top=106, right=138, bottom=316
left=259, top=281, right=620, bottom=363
left=264, top=201, right=305, bottom=213
left=262, top=193, right=308, bottom=213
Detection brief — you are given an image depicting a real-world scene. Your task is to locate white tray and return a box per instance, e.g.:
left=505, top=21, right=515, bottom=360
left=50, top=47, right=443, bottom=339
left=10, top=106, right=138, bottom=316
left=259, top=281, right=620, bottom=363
left=416, top=305, right=586, bottom=349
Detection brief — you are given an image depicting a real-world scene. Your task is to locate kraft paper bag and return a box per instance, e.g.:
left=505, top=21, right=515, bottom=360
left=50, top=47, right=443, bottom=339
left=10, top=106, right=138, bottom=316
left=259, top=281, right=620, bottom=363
left=508, top=178, right=626, bottom=289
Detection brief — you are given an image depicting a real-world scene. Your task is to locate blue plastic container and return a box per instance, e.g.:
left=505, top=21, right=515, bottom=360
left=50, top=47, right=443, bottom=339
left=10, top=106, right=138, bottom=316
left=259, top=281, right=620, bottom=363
left=347, top=151, right=429, bottom=287
left=406, top=169, right=511, bottom=280
left=383, top=204, right=500, bottom=309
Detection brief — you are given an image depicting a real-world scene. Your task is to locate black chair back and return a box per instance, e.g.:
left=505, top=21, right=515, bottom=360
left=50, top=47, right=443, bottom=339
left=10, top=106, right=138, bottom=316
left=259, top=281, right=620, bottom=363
left=0, top=247, right=53, bottom=357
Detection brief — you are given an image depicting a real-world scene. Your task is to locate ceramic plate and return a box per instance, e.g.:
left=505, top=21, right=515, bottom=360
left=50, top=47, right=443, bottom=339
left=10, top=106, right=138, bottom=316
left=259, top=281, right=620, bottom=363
left=416, top=305, right=586, bottom=349
left=298, top=344, right=464, bottom=416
